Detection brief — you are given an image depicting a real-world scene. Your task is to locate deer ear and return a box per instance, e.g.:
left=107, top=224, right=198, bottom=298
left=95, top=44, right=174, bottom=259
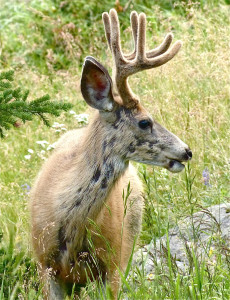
left=81, top=56, right=115, bottom=111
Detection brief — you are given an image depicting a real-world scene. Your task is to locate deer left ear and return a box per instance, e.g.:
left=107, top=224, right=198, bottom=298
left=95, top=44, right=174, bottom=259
left=81, top=56, right=115, bottom=111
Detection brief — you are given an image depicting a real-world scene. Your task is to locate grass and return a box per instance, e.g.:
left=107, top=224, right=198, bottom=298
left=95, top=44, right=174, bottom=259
left=0, top=0, right=230, bottom=299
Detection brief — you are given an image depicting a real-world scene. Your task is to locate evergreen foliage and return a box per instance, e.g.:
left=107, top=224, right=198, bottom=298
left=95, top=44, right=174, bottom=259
left=0, top=70, right=72, bottom=137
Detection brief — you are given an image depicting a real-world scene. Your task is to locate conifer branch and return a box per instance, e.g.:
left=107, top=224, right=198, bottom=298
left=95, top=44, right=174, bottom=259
left=0, top=70, right=72, bottom=137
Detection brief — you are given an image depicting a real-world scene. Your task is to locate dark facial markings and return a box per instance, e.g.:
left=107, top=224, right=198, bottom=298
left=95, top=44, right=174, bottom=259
left=112, top=119, right=124, bottom=130
left=134, top=135, right=145, bottom=146
left=159, top=144, right=166, bottom=150
left=148, top=141, right=159, bottom=148
left=115, top=107, right=121, bottom=120
left=128, top=142, right=136, bottom=153
left=146, top=149, right=158, bottom=155
left=112, top=106, right=134, bottom=129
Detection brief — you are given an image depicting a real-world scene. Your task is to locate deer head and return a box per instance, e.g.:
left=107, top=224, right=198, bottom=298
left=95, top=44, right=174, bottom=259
left=81, top=9, right=192, bottom=173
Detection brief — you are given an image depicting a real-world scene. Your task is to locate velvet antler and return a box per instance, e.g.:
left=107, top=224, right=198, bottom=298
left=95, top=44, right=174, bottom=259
left=102, top=9, right=182, bottom=108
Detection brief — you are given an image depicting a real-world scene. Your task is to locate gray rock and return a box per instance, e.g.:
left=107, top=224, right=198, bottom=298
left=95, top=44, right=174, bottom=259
left=133, top=203, right=230, bottom=276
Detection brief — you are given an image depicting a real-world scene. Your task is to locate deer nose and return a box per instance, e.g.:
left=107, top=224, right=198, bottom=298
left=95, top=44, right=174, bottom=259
left=184, top=148, right=192, bottom=160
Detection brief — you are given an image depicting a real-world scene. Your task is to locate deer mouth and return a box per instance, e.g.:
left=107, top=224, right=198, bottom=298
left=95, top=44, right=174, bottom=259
left=166, top=148, right=192, bottom=173
left=167, top=159, right=185, bottom=173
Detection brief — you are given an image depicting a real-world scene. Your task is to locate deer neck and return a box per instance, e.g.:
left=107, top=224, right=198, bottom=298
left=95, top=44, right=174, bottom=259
left=63, top=113, right=128, bottom=221
left=57, top=113, right=128, bottom=252
left=82, top=113, right=128, bottom=206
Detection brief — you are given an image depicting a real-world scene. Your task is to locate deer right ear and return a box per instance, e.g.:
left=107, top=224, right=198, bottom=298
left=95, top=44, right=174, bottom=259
left=80, top=56, right=115, bottom=112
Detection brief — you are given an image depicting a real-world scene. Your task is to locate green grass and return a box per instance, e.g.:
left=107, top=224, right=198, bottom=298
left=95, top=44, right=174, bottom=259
left=0, top=0, right=230, bottom=299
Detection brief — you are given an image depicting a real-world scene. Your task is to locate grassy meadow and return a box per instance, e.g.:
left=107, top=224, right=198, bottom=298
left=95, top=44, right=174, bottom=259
left=0, top=0, right=230, bottom=299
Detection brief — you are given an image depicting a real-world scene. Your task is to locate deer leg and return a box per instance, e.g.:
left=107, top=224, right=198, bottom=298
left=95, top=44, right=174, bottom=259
left=49, top=278, right=65, bottom=300
left=106, top=266, right=120, bottom=300
left=42, top=274, right=66, bottom=300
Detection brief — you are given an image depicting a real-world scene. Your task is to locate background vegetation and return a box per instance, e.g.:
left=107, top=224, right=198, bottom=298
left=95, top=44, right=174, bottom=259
left=0, top=0, right=229, bottom=299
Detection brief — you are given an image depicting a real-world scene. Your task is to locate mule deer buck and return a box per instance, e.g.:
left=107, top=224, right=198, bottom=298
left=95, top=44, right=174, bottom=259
left=31, top=9, right=192, bottom=299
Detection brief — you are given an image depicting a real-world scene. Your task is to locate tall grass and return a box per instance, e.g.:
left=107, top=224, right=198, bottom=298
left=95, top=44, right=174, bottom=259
left=0, top=0, right=229, bottom=298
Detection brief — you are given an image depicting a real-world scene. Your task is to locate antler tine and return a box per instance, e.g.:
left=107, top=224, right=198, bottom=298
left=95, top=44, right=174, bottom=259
left=146, top=40, right=182, bottom=68
left=103, top=9, right=126, bottom=63
left=146, top=33, right=173, bottom=58
left=124, top=11, right=138, bottom=60
left=102, top=9, right=182, bottom=108
left=131, top=11, right=138, bottom=53
left=108, top=9, right=125, bottom=63
left=102, top=12, right=112, bottom=51
left=137, top=13, right=146, bottom=61
left=103, top=9, right=139, bottom=108
left=124, top=14, right=173, bottom=61
left=134, top=13, right=181, bottom=68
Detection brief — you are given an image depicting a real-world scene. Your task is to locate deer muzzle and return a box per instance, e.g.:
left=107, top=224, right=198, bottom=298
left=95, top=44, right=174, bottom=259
left=167, top=147, right=192, bottom=173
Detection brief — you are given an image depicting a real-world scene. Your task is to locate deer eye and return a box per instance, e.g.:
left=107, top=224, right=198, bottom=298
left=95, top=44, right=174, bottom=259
left=138, top=119, right=152, bottom=130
